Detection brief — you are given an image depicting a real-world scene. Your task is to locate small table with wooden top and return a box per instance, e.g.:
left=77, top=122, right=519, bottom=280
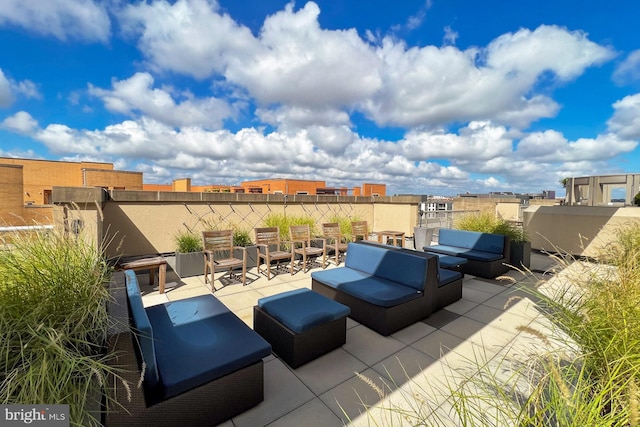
left=119, top=256, right=167, bottom=294
left=377, top=230, right=406, bottom=248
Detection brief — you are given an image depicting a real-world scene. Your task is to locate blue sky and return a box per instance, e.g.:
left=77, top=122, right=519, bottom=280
left=1, top=0, right=639, bottom=196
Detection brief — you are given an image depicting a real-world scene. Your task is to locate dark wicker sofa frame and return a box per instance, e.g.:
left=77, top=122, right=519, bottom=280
left=253, top=305, right=346, bottom=368
left=311, top=245, right=440, bottom=336
left=105, top=272, right=265, bottom=427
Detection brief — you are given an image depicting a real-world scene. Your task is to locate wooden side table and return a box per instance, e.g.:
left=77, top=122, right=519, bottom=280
left=120, top=256, right=167, bottom=294
left=377, top=230, right=405, bottom=248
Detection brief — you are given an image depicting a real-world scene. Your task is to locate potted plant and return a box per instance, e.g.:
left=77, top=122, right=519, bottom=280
left=174, top=229, right=204, bottom=278
left=455, top=212, right=531, bottom=269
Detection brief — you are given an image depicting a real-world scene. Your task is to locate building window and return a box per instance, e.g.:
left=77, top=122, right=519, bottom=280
left=296, top=191, right=308, bottom=195
left=43, top=190, right=52, bottom=204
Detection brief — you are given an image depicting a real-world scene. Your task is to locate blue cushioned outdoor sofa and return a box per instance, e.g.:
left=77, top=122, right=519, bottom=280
left=105, top=270, right=272, bottom=426
left=355, top=240, right=464, bottom=310
left=424, top=228, right=510, bottom=279
left=311, top=242, right=462, bottom=335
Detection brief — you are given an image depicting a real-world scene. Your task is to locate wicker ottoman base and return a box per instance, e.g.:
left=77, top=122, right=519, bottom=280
left=253, top=305, right=347, bottom=369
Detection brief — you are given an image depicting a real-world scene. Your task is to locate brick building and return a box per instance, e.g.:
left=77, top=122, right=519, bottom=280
left=0, top=157, right=143, bottom=225
left=240, top=179, right=386, bottom=196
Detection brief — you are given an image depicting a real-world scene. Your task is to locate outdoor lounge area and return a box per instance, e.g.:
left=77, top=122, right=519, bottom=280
left=114, top=247, right=558, bottom=426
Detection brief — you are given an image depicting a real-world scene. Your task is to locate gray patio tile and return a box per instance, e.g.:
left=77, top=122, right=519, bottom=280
left=422, top=309, right=460, bottom=329
left=164, top=284, right=209, bottom=301
left=290, top=348, right=367, bottom=395
left=391, top=321, right=437, bottom=345
left=482, top=288, right=532, bottom=311
left=411, top=330, right=466, bottom=360
left=464, top=303, right=532, bottom=331
left=346, top=317, right=360, bottom=329
left=372, top=346, right=437, bottom=386
left=232, top=358, right=315, bottom=427
left=342, top=325, right=405, bottom=366
left=214, top=289, right=263, bottom=311
left=266, top=398, right=342, bottom=427
left=441, top=298, right=478, bottom=315
left=319, top=368, right=395, bottom=424
left=440, top=316, right=488, bottom=341
left=462, top=304, right=506, bottom=325
left=463, top=278, right=509, bottom=296
left=254, top=282, right=298, bottom=298
left=461, top=286, right=496, bottom=304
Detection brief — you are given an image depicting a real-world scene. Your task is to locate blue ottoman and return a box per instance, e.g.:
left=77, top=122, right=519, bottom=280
left=253, top=288, right=350, bottom=368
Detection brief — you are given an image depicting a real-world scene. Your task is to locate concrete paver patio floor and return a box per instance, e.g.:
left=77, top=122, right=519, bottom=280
left=134, top=251, right=560, bottom=426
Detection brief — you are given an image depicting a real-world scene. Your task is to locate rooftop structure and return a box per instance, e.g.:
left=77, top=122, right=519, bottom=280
left=563, top=173, right=640, bottom=206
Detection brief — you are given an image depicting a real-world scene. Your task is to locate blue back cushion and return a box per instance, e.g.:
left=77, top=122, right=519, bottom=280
left=439, top=229, right=505, bottom=255
left=124, top=270, right=160, bottom=387
left=345, top=243, right=428, bottom=291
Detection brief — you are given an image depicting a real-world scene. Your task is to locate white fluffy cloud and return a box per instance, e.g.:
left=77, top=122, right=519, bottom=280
left=364, top=25, right=613, bottom=129
left=1, top=1, right=636, bottom=195
left=227, top=2, right=382, bottom=109
left=0, top=111, right=39, bottom=134
left=88, top=72, right=233, bottom=130
left=399, top=122, right=513, bottom=161
left=613, top=50, right=640, bottom=85
left=0, top=71, right=12, bottom=108
left=607, top=93, right=640, bottom=140
left=0, top=69, right=40, bottom=108
left=119, top=0, right=258, bottom=79
left=118, top=1, right=615, bottom=133
left=0, top=0, right=110, bottom=42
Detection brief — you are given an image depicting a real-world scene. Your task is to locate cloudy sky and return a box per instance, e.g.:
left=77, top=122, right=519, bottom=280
left=1, top=0, right=639, bottom=196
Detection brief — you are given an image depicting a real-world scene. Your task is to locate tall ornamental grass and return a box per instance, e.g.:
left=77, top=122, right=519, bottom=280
left=354, top=223, right=640, bottom=426
left=262, top=213, right=317, bottom=242
left=455, top=211, right=527, bottom=242
left=0, top=229, right=122, bottom=426
left=328, top=213, right=363, bottom=242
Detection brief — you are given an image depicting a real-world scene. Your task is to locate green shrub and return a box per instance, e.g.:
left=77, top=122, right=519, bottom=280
left=455, top=212, right=527, bottom=242
left=233, top=228, right=253, bottom=247
left=174, top=229, right=203, bottom=253
left=0, top=228, right=122, bottom=426
left=328, top=213, right=363, bottom=242
left=634, top=191, right=640, bottom=206
left=263, top=213, right=317, bottom=241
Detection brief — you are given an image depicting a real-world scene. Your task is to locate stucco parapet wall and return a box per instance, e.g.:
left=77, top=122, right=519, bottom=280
left=98, top=190, right=422, bottom=204
left=51, top=187, right=107, bottom=204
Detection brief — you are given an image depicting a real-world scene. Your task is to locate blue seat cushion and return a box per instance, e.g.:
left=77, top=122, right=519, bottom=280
left=438, top=268, right=463, bottom=287
left=312, top=268, right=422, bottom=308
left=432, top=253, right=468, bottom=268
left=258, top=289, right=350, bottom=334
left=427, top=245, right=504, bottom=262
left=145, top=295, right=271, bottom=400
left=438, top=229, right=505, bottom=255
left=344, top=243, right=428, bottom=291
left=125, top=270, right=160, bottom=388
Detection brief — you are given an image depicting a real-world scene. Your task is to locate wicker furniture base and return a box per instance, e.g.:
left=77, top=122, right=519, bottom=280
left=106, top=272, right=267, bottom=426
left=105, top=332, right=264, bottom=427
left=253, top=305, right=347, bottom=369
left=311, top=278, right=433, bottom=336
